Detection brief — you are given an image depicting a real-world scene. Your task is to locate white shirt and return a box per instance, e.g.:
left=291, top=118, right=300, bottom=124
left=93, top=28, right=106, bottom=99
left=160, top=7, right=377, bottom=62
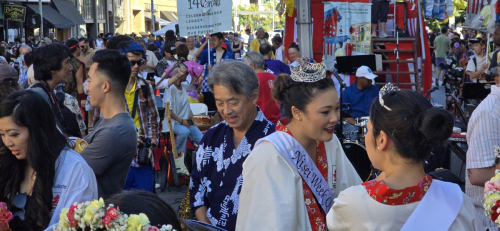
left=189, top=48, right=198, bottom=61
left=143, top=50, right=158, bottom=73
left=236, top=135, right=361, bottom=230
left=45, top=148, right=98, bottom=230
left=275, top=45, right=284, bottom=61
left=465, top=54, right=487, bottom=76
left=163, top=84, right=191, bottom=131
left=96, top=39, right=103, bottom=50
left=466, top=84, right=500, bottom=230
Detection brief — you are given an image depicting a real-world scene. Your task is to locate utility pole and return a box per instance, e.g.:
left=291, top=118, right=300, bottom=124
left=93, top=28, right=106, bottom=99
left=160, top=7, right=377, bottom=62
left=39, top=0, right=43, bottom=40
left=272, top=0, right=274, bottom=31
left=296, top=0, right=312, bottom=58
left=151, top=0, right=155, bottom=33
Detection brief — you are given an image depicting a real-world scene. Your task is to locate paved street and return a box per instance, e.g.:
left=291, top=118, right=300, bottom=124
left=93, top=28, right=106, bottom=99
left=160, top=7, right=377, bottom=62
left=158, top=185, right=189, bottom=213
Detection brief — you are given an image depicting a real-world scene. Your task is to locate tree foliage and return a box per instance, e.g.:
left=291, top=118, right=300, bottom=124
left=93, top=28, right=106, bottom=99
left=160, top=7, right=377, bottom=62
left=234, top=2, right=285, bottom=32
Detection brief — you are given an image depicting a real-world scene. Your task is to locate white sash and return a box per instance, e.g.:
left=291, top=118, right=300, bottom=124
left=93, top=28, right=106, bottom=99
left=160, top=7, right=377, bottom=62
left=256, top=131, right=334, bottom=214
left=400, top=180, right=463, bottom=231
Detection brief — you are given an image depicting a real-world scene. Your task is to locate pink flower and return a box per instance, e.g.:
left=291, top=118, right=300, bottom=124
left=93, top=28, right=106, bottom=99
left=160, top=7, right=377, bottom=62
left=493, top=182, right=500, bottom=191
left=485, top=181, right=497, bottom=193
left=102, top=207, right=120, bottom=227
left=148, top=226, right=161, bottom=231
left=67, top=205, right=79, bottom=227
left=0, top=202, right=13, bottom=231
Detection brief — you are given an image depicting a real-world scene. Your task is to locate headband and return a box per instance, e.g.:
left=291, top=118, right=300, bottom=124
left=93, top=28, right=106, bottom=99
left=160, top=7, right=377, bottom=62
left=118, top=42, right=145, bottom=58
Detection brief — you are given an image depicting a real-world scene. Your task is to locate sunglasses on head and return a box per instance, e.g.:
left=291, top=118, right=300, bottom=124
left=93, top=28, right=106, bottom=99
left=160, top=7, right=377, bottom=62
left=130, top=59, right=145, bottom=66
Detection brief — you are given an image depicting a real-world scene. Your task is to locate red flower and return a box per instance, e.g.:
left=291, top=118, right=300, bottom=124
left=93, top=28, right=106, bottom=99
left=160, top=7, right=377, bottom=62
left=102, top=207, right=120, bottom=227
left=492, top=211, right=499, bottom=223
left=496, top=200, right=500, bottom=207
left=0, top=202, right=13, bottom=231
left=67, top=205, right=79, bottom=227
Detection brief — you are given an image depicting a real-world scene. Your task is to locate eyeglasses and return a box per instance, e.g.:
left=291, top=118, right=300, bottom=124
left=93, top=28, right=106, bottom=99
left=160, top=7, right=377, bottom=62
left=130, top=59, right=145, bottom=66
left=80, top=45, right=86, bottom=48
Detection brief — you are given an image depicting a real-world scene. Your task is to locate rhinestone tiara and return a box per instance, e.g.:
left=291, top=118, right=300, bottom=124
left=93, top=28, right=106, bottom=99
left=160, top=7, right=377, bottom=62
left=290, top=58, right=327, bottom=82
left=379, top=82, right=399, bottom=111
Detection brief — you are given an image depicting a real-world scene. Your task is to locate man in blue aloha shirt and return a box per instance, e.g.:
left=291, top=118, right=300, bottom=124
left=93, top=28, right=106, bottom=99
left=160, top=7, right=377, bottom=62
left=190, top=61, right=275, bottom=231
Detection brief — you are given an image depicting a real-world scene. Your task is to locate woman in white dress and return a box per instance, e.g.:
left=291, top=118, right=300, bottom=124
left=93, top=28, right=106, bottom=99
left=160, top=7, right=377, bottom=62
left=236, top=60, right=362, bottom=231
left=326, top=84, right=479, bottom=231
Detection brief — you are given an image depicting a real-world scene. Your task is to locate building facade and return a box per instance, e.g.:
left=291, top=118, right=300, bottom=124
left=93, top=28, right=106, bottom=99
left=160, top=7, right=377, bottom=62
left=115, top=0, right=177, bottom=35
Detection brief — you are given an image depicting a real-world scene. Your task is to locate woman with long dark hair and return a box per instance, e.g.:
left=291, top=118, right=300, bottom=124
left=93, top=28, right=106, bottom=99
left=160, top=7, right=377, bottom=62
left=326, top=85, right=478, bottom=230
left=0, top=90, right=97, bottom=230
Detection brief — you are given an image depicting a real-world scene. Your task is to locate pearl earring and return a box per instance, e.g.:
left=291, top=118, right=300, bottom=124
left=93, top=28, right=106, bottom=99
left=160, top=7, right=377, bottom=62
left=298, top=117, right=301, bottom=121
left=377, top=147, right=380, bottom=150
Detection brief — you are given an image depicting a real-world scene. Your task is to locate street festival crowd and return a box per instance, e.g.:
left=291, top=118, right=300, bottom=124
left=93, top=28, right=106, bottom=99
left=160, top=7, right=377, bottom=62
left=1, top=17, right=500, bottom=231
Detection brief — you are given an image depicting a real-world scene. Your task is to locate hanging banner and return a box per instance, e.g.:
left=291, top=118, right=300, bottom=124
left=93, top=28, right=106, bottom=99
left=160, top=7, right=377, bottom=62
left=177, top=0, right=232, bottom=36
left=323, top=2, right=371, bottom=69
left=464, top=0, right=497, bottom=33
left=4, top=5, right=26, bottom=22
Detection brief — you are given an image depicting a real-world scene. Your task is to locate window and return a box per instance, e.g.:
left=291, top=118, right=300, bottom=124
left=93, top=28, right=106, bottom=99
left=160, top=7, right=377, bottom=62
left=79, top=0, right=93, bottom=20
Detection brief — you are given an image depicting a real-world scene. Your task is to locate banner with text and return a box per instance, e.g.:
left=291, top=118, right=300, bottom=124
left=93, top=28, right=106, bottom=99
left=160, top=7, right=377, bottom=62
left=177, top=0, right=232, bottom=36
left=323, top=2, right=371, bottom=69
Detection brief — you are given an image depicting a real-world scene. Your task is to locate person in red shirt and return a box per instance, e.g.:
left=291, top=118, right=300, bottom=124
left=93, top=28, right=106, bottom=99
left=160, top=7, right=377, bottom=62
left=242, top=51, right=281, bottom=123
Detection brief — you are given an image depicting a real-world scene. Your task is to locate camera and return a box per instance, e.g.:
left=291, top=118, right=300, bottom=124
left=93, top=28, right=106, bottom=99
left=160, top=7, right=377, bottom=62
left=137, top=136, right=152, bottom=166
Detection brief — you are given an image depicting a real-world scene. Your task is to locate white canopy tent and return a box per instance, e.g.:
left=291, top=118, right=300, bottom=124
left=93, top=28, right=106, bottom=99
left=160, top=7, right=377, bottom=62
left=153, top=21, right=178, bottom=36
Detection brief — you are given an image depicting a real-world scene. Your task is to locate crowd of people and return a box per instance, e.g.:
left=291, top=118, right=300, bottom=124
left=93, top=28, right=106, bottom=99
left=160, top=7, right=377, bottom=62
left=0, top=21, right=498, bottom=231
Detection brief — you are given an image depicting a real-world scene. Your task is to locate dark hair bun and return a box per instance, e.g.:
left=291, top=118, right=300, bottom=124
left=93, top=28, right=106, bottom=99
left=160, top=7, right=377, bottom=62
left=272, top=73, right=292, bottom=102
left=419, top=108, right=454, bottom=148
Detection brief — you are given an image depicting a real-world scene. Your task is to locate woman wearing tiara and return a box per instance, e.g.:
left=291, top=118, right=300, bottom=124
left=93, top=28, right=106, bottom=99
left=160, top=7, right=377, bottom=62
left=326, top=84, right=478, bottom=230
left=236, top=60, right=362, bottom=231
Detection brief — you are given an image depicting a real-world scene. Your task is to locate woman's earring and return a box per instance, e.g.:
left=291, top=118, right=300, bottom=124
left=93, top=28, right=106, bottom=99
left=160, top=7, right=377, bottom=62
left=297, top=117, right=301, bottom=121
left=377, top=147, right=380, bottom=150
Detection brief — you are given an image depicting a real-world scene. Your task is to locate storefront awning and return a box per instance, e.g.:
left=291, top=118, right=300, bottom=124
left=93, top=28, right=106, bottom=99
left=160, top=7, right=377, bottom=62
left=145, top=15, right=168, bottom=26
left=51, top=0, right=85, bottom=25
left=160, top=11, right=177, bottom=22
left=26, top=4, right=74, bottom=28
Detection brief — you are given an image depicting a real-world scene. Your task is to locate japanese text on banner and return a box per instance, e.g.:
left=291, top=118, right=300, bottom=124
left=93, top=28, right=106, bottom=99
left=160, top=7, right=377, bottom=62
left=177, top=0, right=232, bottom=36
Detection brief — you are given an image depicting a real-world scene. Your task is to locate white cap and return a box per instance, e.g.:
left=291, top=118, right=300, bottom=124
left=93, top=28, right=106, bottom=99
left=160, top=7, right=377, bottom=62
left=355, top=65, right=377, bottom=80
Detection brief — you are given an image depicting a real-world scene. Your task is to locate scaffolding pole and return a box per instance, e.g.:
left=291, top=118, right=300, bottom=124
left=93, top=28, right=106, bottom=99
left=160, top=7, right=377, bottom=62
left=296, top=0, right=312, bottom=58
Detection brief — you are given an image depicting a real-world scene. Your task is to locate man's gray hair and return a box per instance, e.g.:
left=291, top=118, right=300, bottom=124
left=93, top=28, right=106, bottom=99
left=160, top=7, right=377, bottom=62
left=208, top=61, right=259, bottom=99
left=242, top=51, right=266, bottom=70
left=187, top=36, right=195, bottom=41
left=0, top=56, right=6, bottom=64
left=19, top=45, right=32, bottom=52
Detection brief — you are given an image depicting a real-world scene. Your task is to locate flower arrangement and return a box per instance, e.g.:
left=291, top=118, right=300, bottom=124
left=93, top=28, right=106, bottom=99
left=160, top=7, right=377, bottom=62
left=54, top=198, right=176, bottom=231
left=484, top=146, right=500, bottom=226
left=0, top=202, right=13, bottom=231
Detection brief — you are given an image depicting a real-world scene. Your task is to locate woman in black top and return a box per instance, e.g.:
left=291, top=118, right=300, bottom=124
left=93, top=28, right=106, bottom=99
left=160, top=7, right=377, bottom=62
left=232, top=33, right=243, bottom=58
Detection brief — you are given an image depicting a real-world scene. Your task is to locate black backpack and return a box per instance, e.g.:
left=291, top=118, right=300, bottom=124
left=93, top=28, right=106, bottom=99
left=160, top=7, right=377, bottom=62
left=55, top=92, right=82, bottom=138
